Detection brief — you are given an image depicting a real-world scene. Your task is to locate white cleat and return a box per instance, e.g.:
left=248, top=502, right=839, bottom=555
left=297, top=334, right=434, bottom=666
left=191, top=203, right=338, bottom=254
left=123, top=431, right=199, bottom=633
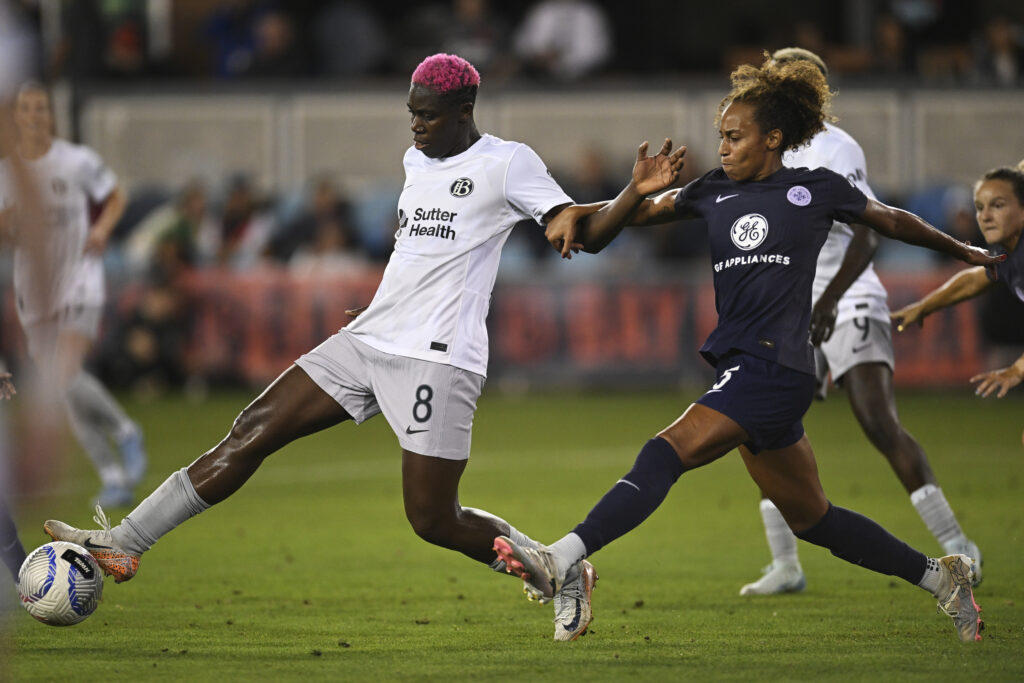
left=936, top=554, right=983, bottom=642
left=493, top=535, right=564, bottom=604
left=943, top=539, right=982, bottom=587
left=739, top=562, right=806, bottom=596
left=43, top=505, right=140, bottom=583
left=553, top=560, right=598, bottom=642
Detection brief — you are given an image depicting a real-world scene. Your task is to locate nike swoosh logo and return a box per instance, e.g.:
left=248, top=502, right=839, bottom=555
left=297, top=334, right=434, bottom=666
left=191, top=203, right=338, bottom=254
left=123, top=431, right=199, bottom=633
left=84, top=537, right=113, bottom=550
left=716, top=194, right=739, bottom=203
left=562, top=600, right=583, bottom=632
left=405, top=426, right=429, bottom=434
left=852, top=344, right=870, bottom=353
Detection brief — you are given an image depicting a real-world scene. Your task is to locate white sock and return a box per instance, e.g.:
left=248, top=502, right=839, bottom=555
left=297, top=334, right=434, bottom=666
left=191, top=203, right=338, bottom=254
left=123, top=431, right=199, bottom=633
left=112, top=468, right=210, bottom=555
left=910, top=484, right=965, bottom=550
left=760, top=499, right=800, bottom=568
left=917, top=557, right=944, bottom=596
left=548, top=532, right=588, bottom=579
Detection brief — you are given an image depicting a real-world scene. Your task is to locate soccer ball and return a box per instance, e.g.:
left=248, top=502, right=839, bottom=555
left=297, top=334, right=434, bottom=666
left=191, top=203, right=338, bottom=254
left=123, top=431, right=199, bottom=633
left=18, top=541, right=104, bottom=626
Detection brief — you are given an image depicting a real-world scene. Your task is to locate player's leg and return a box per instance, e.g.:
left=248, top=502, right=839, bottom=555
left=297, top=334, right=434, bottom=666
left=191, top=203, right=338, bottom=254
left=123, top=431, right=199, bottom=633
left=495, top=402, right=747, bottom=602
left=843, top=361, right=980, bottom=571
left=44, top=364, right=351, bottom=581
left=0, top=494, right=27, bottom=582
left=742, top=437, right=982, bottom=641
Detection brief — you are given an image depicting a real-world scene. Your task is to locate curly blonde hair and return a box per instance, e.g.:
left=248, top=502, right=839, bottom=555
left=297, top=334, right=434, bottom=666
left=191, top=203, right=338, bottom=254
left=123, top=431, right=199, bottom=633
left=716, top=53, right=835, bottom=152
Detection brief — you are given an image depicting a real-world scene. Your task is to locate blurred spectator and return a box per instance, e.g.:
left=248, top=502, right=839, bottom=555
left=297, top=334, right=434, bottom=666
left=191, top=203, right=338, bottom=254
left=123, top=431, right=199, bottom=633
left=50, top=0, right=154, bottom=79
left=288, top=214, right=372, bottom=276
left=267, top=175, right=361, bottom=263
left=203, top=0, right=276, bottom=78
left=214, top=175, right=276, bottom=269
left=242, top=9, right=308, bottom=78
left=312, top=1, right=388, bottom=76
left=440, top=0, right=516, bottom=80
left=871, top=12, right=915, bottom=76
left=124, top=180, right=218, bottom=276
left=971, top=15, right=1024, bottom=86
left=513, top=0, right=612, bottom=80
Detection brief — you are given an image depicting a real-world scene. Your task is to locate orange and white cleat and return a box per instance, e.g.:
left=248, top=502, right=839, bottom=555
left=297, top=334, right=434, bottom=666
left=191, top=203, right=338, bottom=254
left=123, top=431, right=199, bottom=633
left=44, top=505, right=140, bottom=583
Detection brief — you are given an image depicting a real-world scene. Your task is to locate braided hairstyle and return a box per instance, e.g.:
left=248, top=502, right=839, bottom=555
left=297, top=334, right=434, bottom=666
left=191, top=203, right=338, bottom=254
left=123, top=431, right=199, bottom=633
left=716, top=53, right=835, bottom=152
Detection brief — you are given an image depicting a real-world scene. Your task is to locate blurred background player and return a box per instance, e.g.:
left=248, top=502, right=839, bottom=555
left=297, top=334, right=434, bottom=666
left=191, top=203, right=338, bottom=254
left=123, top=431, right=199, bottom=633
left=739, top=47, right=981, bottom=597
left=42, top=53, right=597, bottom=642
left=892, top=164, right=1024, bottom=398
left=0, top=83, right=147, bottom=509
left=496, top=54, right=996, bottom=643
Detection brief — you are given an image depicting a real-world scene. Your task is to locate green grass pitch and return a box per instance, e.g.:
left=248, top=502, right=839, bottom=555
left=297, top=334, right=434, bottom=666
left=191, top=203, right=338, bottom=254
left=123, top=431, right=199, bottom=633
left=5, top=388, right=1023, bottom=681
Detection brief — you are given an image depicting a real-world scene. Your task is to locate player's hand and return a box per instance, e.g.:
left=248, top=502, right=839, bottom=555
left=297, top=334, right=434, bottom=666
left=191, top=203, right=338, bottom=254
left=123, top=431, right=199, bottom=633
left=970, top=363, right=1023, bottom=399
left=345, top=306, right=368, bottom=318
left=959, top=243, right=1005, bottom=267
left=889, top=302, right=926, bottom=332
left=809, top=295, right=838, bottom=345
left=632, top=139, right=686, bottom=197
left=545, top=205, right=589, bottom=259
left=0, top=372, right=15, bottom=400
left=84, top=229, right=110, bottom=255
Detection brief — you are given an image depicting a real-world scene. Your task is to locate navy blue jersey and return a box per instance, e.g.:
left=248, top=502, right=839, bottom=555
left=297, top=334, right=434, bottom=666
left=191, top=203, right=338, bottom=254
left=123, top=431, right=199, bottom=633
left=675, top=166, right=868, bottom=374
left=985, top=242, right=1024, bottom=303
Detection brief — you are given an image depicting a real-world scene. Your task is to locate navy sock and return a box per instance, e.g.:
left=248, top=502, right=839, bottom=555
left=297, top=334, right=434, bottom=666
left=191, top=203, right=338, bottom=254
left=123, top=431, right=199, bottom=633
left=572, top=437, right=686, bottom=555
left=796, top=503, right=928, bottom=584
left=0, top=497, right=27, bottom=581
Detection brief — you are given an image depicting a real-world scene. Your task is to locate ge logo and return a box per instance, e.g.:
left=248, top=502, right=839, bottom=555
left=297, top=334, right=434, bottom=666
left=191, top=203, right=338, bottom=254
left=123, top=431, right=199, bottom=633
left=730, top=213, right=768, bottom=251
left=449, top=178, right=474, bottom=197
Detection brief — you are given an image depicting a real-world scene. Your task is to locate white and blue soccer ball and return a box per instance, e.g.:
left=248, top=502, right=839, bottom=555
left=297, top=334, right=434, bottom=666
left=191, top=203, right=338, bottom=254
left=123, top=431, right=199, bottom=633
left=18, top=541, right=104, bottom=626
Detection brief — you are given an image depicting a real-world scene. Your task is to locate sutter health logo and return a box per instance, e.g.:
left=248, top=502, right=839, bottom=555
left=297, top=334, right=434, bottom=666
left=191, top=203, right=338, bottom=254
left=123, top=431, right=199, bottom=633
left=397, top=207, right=458, bottom=241
left=730, top=213, right=767, bottom=250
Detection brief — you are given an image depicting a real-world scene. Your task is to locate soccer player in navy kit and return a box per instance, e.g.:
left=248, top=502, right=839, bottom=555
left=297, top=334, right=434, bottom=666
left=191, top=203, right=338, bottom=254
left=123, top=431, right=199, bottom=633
left=892, top=165, right=1024, bottom=399
left=43, top=53, right=598, bottom=642
left=495, top=55, right=1000, bottom=642
left=740, top=47, right=981, bottom=597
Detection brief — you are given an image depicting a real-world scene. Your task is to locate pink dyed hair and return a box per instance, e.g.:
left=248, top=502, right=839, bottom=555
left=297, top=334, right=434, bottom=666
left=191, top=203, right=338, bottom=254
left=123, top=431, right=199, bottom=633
left=411, top=53, right=480, bottom=93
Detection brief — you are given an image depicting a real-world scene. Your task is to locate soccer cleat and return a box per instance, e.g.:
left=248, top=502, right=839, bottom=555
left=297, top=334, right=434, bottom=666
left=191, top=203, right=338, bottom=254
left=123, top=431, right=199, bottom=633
left=493, top=536, right=565, bottom=604
left=553, top=560, right=598, bottom=642
left=739, top=562, right=806, bottom=596
left=43, top=505, right=139, bottom=583
left=119, top=426, right=148, bottom=488
left=943, top=539, right=983, bottom=587
left=935, top=554, right=983, bottom=642
left=91, top=484, right=134, bottom=509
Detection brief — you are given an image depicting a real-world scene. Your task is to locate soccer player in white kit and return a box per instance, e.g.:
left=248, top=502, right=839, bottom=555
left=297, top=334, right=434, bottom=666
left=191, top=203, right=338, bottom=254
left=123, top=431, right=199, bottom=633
left=738, top=48, right=981, bottom=597
left=0, top=83, right=147, bottom=509
left=42, top=53, right=599, bottom=641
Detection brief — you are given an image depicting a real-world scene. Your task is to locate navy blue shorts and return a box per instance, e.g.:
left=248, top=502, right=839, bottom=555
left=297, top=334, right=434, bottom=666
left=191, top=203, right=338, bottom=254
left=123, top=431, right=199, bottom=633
left=696, top=352, right=815, bottom=454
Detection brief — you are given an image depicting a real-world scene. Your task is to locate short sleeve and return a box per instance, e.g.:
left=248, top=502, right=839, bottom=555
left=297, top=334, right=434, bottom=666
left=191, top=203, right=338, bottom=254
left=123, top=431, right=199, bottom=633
left=825, top=169, right=868, bottom=224
left=827, top=137, right=877, bottom=201
left=505, top=144, right=573, bottom=224
left=673, top=176, right=704, bottom=218
left=76, top=146, right=118, bottom=203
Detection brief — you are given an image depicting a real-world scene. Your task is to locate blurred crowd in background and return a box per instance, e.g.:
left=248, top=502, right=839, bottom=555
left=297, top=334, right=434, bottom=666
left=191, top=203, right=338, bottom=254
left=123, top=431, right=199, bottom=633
left=2, top=0, right=1024, bottom=396
left=3, top=0, right=1020, bottom=86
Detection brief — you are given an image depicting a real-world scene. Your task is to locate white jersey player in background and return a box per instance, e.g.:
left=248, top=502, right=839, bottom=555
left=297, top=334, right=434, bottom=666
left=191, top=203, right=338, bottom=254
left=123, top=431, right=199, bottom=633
left=43, top=53, right=599, bottom=642
left=0, top=83, right=147, bottom=509
left=738, top=48, right=981, bottom=596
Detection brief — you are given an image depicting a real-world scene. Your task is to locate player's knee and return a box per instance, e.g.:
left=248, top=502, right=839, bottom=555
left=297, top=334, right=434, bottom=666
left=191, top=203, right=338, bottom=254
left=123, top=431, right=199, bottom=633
left=405, top=505, right=456, bottom=547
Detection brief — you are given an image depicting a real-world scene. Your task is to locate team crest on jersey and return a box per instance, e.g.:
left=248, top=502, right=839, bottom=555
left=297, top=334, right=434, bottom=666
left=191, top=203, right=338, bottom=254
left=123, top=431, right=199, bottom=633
left=730, top=213, right=768, bottom=251
left=449, top=178, right=474, bottom=197
left=787, top=185, right=811, bottom=206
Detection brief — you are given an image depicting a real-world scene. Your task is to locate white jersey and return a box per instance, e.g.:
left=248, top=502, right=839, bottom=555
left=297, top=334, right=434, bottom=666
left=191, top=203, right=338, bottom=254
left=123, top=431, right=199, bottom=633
left=345, top=134, right=572, bottom=376
left=784, top=123, right=889, bottom=324
left=0, top=139, right=117, bottom=324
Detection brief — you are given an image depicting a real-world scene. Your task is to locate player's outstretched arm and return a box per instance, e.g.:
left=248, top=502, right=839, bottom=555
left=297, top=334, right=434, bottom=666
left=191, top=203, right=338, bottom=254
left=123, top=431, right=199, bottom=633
left=970, top=353, right=1024, bottom=398
left=860, top=198, right=1003, bottom=267
left=889, top=266, right=992, bottom=331
left=568, top=140, right=688, bottom=256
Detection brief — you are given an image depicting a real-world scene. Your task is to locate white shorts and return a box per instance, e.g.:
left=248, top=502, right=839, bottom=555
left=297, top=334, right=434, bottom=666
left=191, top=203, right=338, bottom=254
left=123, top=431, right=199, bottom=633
left=295, top=330, right=485, bottom=460
left=21, top=304, right=103, bottom=363
left=814, top=315, right=894, bottom=398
